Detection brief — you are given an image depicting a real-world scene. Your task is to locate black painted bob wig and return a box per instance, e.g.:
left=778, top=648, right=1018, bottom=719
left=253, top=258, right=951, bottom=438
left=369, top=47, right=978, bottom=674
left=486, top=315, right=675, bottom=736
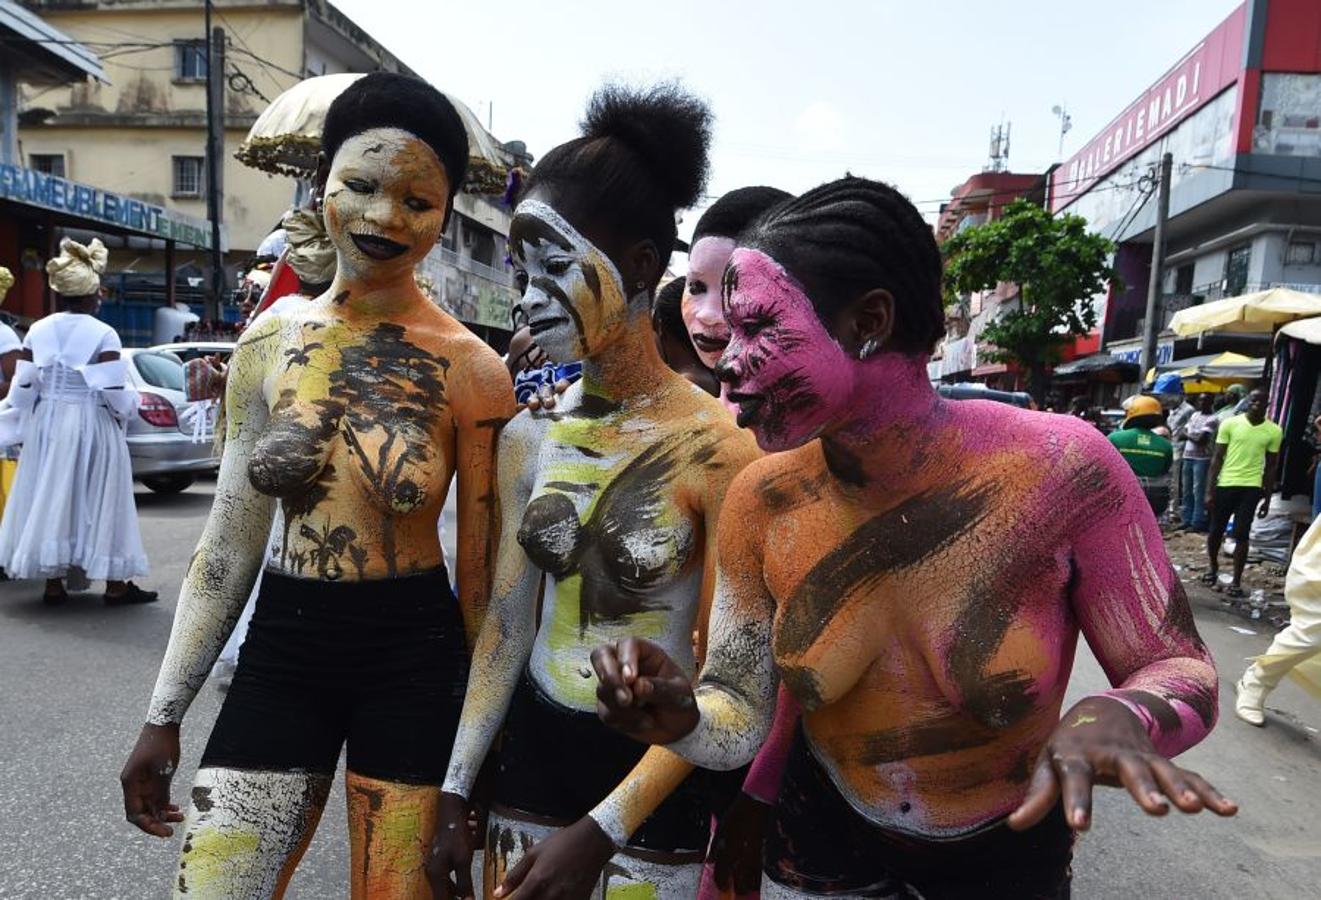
left=321, top=72, right=470, bottom=207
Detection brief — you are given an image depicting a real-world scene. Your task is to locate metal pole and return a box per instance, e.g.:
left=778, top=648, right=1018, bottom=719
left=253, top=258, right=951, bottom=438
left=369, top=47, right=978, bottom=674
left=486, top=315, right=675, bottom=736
left=204, top=4, right=226, bottom=322
left=1140, top=151, right=1173, bottom=379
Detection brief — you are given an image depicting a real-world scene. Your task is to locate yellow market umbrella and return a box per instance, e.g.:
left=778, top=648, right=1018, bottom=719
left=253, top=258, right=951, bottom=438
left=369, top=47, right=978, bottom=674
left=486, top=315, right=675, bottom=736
left=236, top=73, right=510, bottom=193
left=1169, top=287, right=1321, bottom=336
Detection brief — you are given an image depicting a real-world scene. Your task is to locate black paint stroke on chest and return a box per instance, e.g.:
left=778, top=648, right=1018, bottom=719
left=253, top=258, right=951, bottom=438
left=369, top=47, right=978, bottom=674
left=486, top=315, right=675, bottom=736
left=774, top=477, right=996, bottom=707
left=518, top=433, right=707, bottom=635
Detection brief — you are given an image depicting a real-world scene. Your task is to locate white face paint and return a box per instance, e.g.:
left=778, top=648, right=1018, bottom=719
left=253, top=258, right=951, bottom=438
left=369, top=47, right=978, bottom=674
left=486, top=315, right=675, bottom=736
left=322, top=127, right=450, bottom=282
left=507, top=199, right=631, bottom=363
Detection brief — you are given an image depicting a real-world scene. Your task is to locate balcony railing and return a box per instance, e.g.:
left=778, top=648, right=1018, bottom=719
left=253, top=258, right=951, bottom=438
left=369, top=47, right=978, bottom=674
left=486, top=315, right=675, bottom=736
left=433, top=246, right=514, bottom=287
left=1188, top=280, right=1321, bottom=303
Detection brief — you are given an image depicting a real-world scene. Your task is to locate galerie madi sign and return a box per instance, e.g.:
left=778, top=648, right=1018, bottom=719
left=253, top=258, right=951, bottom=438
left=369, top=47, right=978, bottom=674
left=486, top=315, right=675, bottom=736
left=1052, top=4, right=1245, bottom=211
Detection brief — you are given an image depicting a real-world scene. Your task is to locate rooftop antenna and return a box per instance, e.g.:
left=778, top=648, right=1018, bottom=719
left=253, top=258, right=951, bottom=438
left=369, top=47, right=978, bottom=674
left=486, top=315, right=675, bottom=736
left=988, top=120, right=1011, bottom=172
left=1051, top=103, right=1072, bottom=159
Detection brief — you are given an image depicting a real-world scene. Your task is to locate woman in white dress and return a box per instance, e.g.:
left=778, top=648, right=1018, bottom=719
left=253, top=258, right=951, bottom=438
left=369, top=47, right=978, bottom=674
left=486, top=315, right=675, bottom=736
left=0, top=238, right=156, bottom=605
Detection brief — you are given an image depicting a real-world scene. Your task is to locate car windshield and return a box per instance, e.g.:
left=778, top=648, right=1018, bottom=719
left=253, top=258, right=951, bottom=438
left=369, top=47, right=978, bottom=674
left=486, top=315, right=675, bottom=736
left=133, top=352, right=185, bottom=391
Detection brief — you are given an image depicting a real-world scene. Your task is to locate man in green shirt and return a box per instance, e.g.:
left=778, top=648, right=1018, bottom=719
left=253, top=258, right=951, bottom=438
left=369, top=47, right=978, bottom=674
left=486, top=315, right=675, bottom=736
left=1204, top=389, right=1282, bottom=597
left=1108, top=394, right=1174, bottom=515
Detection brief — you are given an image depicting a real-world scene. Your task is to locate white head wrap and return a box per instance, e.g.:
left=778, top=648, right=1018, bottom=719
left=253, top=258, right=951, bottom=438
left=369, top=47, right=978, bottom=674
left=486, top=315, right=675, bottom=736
left=46, top=237, right=108, bottom=296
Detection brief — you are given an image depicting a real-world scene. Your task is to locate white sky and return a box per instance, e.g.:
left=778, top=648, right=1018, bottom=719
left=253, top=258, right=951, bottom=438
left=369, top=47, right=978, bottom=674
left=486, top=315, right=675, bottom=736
left=334, top=0, right=1242, bottom=237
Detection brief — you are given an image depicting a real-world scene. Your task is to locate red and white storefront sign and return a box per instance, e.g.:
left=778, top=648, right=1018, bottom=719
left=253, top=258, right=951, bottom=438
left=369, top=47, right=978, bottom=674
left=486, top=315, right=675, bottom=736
left=1051, top=5, right=1246, bottom=211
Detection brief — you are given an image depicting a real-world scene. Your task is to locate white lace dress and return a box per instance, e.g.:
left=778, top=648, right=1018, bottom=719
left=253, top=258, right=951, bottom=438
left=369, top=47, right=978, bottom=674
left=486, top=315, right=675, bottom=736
left=0, top=312, right=148, bottom=581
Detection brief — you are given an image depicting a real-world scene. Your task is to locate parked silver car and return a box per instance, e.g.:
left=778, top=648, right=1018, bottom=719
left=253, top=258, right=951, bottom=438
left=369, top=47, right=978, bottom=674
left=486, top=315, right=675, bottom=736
left=150, top=340, right=236, bottom=366
left=123, top=348, right=221, bottom=494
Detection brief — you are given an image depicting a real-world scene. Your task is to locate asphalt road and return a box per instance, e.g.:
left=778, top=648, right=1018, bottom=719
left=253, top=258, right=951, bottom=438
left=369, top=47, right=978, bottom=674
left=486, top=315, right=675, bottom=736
left=0, top=479, right=1317, bottom=899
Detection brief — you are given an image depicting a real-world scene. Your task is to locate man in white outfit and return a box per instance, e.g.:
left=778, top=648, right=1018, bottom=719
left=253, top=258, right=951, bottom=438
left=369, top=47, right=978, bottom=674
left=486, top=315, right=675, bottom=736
left=1235, top=514, right=1321, bottom=724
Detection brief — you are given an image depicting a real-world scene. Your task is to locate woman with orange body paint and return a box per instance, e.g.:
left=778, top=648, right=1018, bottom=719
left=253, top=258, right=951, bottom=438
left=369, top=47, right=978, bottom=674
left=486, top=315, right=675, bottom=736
left=119, top=74, right=513, bottom=899
left=596, top=176, right=1235, bottom=899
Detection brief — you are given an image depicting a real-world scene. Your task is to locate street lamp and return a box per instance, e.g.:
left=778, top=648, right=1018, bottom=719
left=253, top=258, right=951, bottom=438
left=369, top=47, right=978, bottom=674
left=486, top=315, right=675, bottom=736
left=1051, top=104, right=1072, bottom=160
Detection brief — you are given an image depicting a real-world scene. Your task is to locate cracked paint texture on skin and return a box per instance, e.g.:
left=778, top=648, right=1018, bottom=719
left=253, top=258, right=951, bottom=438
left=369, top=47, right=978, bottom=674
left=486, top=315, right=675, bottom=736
left=143, top=123, right=513, bottom=896
left=670, top=247, right=1217, bottom=840
left=346, top=771, right=443, bottom=899
left=175, top=768, right=329, bottom=899
left=443, top=196, right=760, bottom=856
left=146, top=127, right=512, bottom=725
left=484, top=812, right=700, bottom=899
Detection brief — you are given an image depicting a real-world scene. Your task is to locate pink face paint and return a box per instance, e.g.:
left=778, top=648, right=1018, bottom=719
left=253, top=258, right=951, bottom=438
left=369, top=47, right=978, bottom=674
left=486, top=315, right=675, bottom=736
left=720, top=248, right=854, bottom=451
left=682, top=236, right=737, bottom=369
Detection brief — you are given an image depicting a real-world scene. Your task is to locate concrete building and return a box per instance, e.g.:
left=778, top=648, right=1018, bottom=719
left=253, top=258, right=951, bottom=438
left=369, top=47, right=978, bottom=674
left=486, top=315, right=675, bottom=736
left=2, top=0, right=215, bottom=324
left=13, top=0, right=521, bottom=342
left=931, top=170, right=1047, bottom=389
left=1051, top=0, right=1321, bottom=368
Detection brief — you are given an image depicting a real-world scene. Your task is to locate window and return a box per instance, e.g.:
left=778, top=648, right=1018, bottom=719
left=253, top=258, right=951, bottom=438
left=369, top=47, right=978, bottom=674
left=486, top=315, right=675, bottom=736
left=1174, top=263, right=1194, bottom=295
left=1225, top=244, right=1252, bottom=297
left=1286, top=240, right=1317, bottom=266
left=172, top=156, right=205, bottom=198
left=29, top=154, right=65, bottom=177
left=174, top=40, right=208, bottom=81
left=133, top=352, right=185, bottom=392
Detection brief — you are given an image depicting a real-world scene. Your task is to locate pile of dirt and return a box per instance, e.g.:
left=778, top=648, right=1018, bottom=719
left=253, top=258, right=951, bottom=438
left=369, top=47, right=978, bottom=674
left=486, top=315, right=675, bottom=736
left=1163, top=527, right=1290, bottom=628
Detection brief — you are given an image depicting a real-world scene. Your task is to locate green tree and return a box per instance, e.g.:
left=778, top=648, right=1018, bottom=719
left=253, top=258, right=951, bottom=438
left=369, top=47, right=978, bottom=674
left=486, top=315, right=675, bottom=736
left=942, top=199, right=1120, bottom=402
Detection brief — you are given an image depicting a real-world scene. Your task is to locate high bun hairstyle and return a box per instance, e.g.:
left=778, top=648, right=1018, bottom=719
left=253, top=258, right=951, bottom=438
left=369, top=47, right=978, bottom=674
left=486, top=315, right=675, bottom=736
left=744, top=176, right=945, bottom=355
left=522, top=82, right=712, bottom=289
left=693, top=186, right=792, bottom=243
left=321, top=72, right=470, bottom=205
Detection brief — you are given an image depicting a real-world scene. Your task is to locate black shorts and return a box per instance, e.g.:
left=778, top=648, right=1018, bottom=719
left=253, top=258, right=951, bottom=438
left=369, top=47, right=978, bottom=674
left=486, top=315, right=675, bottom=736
left=200, top=567, right=468, bottom=785
left=1210, top=486, right=1263, bottom=542
left=492, top=671, right=709, bottom=854
left=765, top=725, right=1073, bottom=899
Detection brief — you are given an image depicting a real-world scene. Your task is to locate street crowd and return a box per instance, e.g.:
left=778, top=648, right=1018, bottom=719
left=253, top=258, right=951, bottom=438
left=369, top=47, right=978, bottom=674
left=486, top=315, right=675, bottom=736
left=1, top=71, right=1318, bottom=900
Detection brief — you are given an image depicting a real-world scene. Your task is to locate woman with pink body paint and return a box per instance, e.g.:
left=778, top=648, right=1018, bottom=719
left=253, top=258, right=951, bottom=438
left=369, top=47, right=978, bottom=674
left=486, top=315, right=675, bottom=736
left=593, top=176, right=1235, bottom=899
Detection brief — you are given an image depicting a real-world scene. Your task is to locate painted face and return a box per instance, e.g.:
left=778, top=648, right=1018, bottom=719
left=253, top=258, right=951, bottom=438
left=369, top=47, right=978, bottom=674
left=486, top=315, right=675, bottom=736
left=322, top=127, right=449, bottom=281
left=508, top=199, right=630, bottom=363
left=718, top=248, right=854, bottom=451
left=682, top=236, right=737, bottom=368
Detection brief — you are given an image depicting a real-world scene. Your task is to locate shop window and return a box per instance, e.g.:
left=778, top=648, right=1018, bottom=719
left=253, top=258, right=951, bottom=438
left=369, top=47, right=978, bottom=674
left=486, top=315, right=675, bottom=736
left=1254, top=74, right=1321, bottom=157
left=1224, top=245, right=1251, bottom=297
left=172, top=156, right=205, bottom=198
left=174, top=40, right=208, bottom=82
left=29, top=154, right=65, bottom=177
left=1286, top=240, right=1317, bottom=266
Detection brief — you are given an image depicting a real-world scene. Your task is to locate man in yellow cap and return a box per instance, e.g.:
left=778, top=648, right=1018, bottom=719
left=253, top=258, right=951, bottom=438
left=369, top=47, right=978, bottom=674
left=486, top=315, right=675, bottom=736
left=1108, top=394, right=1174, bottom=515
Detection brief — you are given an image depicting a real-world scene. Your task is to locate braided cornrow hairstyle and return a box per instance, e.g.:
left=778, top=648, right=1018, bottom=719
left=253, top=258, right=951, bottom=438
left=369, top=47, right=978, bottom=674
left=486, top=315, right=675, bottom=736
left=743, top=175, right=945, bottom=354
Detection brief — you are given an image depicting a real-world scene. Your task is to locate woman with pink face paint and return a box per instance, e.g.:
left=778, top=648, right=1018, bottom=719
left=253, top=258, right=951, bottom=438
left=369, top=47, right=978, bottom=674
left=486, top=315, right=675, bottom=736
left=594, top=176, right=1235, bottom=898
left=682, top=188, right=792, bottom=414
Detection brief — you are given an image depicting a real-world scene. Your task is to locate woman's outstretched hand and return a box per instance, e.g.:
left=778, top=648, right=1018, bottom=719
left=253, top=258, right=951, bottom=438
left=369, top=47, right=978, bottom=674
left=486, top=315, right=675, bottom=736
left=591, top=637, right=699, bottom=745
left=1008, top=695, right=1237, bottom=832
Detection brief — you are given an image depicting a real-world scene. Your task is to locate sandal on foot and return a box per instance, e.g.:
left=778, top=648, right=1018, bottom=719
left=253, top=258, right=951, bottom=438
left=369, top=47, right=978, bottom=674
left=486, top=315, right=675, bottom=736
left=1225, top=585, right=1246, bottom=599
left=1199, top=572, right=1218, bottom=586
left=104, top=582, right=159, bottom=606
left=42, top=588, right=69, bottom=606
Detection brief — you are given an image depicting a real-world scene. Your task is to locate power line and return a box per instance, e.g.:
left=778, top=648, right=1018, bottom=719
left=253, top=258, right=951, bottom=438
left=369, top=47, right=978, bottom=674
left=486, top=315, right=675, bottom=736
left=225, top=45, right=305, bottom=83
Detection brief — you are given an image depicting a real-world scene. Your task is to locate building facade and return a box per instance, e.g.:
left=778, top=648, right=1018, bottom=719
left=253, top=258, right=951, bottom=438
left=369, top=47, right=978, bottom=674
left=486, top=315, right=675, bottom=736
left=932, top=170, right=1045, bottom=388
left=12, top=0, right=521, bottom=341
left=1052, top=0, right=1321, bottom=367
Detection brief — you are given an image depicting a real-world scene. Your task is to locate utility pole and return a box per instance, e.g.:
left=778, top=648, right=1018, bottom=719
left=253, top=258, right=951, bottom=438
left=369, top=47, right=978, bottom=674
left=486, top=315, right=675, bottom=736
left=1140, top=151, right=1174, bottom=378
left=204, top=1, right=226, bottom=322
